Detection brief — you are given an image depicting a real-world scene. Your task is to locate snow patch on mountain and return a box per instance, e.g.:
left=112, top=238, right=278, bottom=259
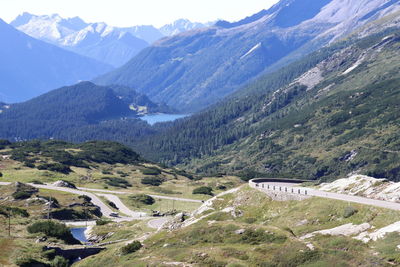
left=241, top=43, right=262, bottom=59
left=160, top=19, right=213, bottom=36
left=11, top=13, right=149, bottom=67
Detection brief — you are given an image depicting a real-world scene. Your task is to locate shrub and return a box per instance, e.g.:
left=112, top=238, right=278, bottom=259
left=121, top=241, right=142, bottom=255
left=15, top=257, right=49, bottom=267
left=49, top=208, right=95, bottom=221
left=43, top=249, right=56, bottom=260
left=343, top=206, right=358, bottom=218
left=174, top=169, right=195, bottom=180
left=78, top=195, right=92, bottom=203
left=37, top=163, right=71, bottom=174
left=0, top=206, right=29, bottom=217
left=0, top=139, right=11, bottom=148
left=193, top=186, right=213, bottom=196
left=216, top=184, right=227, bottom=190
left=141, top=177, right=163, bottom=186
left=51, top=256, right=69, bottom=267
left=107, top=201, right=118, bottom=209
left=27, top=221, right=80, bottom=244
left=12, top=191, right=32, bottom=200
left=76, top=141, right=140, bottom=164
left=96, top=219, right=112, bottom=226
left=30, top=180, right=44, bottom=185
left=102, top=177, right=131, bottom=188
left=129, top=194, right=155, bottom=205
left=142, top=167, right=162, bottom=175
left=23, top=161, right=35, bottom=168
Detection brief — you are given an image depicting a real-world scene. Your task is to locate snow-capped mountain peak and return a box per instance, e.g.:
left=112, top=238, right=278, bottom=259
left=11, top=14, right=149, bottom=67
left=159, top=19, right=214, bottom=36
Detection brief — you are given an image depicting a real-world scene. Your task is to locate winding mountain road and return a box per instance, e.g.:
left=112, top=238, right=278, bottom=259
left=249, top=180, right=400, bottom=211
left=76, top=186, right=203, bottom=203
left=0, top=182, right=200, bottom=224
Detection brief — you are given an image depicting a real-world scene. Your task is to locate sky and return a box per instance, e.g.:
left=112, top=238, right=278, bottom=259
left=0, top=0, right=279, bottom=27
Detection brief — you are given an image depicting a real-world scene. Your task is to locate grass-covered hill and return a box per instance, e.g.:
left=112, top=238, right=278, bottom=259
left=0, top=140, right=241, bottom=200
left=74, top=186, right=400, bottom=266
left=136, top=28, right=400, bottom=182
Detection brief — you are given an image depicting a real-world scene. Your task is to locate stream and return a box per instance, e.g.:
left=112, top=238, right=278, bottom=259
left=70, top=227, right=89, bottom=243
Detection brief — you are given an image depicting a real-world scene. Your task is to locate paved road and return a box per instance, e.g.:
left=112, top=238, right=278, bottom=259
left=0, top=182, right=202, bottom=225
left=250, top=181, right=400, bottom=211
left=96, top=193, right=146, bottom=218
left=0, top=182, right=138, bottom=221
left=77, top=186, right=203, bottom=203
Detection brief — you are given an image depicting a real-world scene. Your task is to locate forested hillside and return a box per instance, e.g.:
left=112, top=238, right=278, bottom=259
left=0, top=82, right=170, bottom=141
left=135, top=28, right=400, bottom=182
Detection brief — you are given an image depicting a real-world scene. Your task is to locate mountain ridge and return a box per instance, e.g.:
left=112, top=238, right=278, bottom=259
left=11, top=13, right=214, bottom=66
left=11, top=13, right=149, bottom=67
left=134, top=25, right=400, bottom=182
left=0, top=18, right=112, bottom=103
left=94, top=0, right=400, bottom=112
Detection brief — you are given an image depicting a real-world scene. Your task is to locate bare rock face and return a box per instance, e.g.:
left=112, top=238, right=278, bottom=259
left=235, top=229, right=246, bottom=235
left=161, top=212, right=189, bottom=231
left=52, top=180, right=77, bottom=189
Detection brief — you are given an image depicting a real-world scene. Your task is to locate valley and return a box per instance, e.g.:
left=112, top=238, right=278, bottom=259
left=1, top=0, right=400, bottom=266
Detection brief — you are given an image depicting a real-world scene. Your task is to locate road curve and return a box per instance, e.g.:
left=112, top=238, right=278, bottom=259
left=249, top=179, right=400, bottom=211
left=96, top=193, right=146, bottom=218
left=0, top=182, right=138, bottom=221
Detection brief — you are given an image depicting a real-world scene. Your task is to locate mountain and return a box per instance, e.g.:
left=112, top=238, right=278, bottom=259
left=135, top=19, right=400, bottom=182
left=11, top=13, right=149, bottom=67
left=0, top=19, right=112, bottom=103
left=159, top=19, right=213, bottom=36
left=94, top=0, right=400, bottom=112
left=0, top=82, right=171, bottom=141
left=122, top=25, right=164, bottom=44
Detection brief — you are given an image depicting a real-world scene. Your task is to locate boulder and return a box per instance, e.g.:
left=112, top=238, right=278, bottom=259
left=52, top=180, right=76, bottom=189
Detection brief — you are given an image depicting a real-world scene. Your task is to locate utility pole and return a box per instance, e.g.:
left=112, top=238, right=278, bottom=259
left=47, top=195, right=52, bottom=221
left=85, top=203, right=88, bottom=228
left=1, top=200, right=12, bottom=237
left=8, top=209, right=11, bottom=237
